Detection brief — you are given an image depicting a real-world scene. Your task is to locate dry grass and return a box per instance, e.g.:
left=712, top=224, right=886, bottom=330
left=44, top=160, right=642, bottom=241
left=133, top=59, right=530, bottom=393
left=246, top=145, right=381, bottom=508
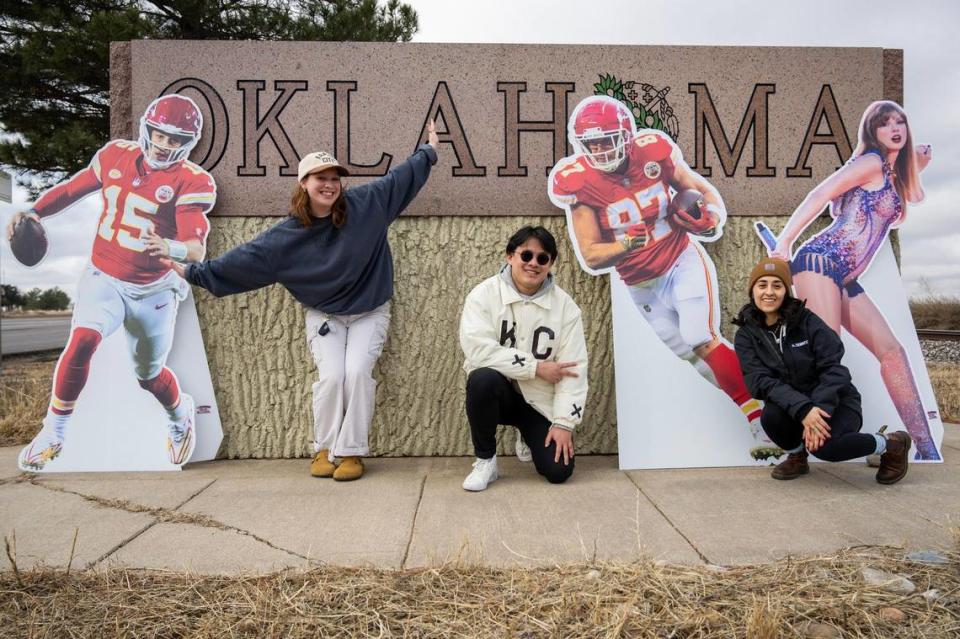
left=1, top=546, right=957, bottom=638
left=929, top=363, right=960, bottom=423
left=0, top=354, right=54, bottom=446
left=910, top=297, right=960, bottom=331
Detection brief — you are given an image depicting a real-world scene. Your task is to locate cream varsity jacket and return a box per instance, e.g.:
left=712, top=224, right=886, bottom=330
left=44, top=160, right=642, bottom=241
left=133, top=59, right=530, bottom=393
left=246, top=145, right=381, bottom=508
left=459, top=271, right=589, bottom=430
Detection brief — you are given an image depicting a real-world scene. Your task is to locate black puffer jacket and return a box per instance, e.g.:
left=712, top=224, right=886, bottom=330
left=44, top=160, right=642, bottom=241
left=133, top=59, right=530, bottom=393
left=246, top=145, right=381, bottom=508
left=733, top=303, right=861, bottom=421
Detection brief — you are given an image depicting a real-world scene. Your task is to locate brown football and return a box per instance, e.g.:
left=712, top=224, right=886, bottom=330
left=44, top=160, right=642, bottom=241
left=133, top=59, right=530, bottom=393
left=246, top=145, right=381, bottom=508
left=10, top=216, right=48, bottom=267
left=668, top=189, right=705, bottom=220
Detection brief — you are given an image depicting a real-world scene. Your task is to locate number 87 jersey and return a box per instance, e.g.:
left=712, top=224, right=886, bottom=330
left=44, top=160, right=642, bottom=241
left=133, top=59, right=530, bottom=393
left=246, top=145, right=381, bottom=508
left=550, top=130, right=689, bottom=286
left=32, top=139, right=216, bottom=285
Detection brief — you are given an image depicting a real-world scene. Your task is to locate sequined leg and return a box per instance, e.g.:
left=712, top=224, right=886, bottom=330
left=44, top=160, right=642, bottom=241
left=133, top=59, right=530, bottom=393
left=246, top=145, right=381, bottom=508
left=879, top=347, right=940, bottom=460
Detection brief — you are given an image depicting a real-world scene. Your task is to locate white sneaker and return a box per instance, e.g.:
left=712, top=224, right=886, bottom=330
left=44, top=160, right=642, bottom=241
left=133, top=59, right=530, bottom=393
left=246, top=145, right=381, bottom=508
left=18, top=419, right=64, bottom=471
left=514, top=428, right=532, bottom=462
left=462, top=456, right=498, bottom=491
left=167, top=393, right=197, bottom=466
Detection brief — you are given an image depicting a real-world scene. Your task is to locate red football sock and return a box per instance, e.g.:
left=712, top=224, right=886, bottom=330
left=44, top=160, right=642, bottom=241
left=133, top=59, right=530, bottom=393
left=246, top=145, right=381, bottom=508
left=138, top=367, right=181, bottom=410
left=49, top=327, right=103, bottom=415
left=702, top=343, right=753, bottom=408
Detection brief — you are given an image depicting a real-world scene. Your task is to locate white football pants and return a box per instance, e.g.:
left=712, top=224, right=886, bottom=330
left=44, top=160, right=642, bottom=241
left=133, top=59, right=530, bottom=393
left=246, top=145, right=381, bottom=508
left=73, top=265, right=186, bottom=379
left=306, top=301, right=391, bottom=458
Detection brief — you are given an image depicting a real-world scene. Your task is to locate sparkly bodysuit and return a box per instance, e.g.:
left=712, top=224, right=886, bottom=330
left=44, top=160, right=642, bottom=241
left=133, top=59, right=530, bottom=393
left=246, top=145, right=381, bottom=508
left=792, top=150, right=902, bottom=297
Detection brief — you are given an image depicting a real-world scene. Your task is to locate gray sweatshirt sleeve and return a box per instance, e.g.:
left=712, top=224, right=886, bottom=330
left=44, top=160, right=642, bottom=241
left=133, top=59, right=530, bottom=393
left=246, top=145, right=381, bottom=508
left=185, top=231, right=277, bottom=297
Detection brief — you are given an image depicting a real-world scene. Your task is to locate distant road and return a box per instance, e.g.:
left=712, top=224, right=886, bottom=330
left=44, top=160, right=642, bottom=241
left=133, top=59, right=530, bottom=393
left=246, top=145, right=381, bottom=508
left=1, top=316, right=71, bottom=355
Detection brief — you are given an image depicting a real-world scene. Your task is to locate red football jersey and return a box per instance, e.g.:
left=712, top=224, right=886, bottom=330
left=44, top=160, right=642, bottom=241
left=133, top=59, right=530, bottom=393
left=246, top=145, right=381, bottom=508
left=552, top=130, right=688, bottom=284
left=34, top=140, right=216, bottom=285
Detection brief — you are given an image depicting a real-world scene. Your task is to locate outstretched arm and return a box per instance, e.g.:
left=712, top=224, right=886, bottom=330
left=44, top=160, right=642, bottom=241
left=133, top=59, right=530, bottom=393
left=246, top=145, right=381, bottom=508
left=6, top=165, right=102, bottom=239
left=167, top=232, right=277, bottom=297
left=772, top=154, right=880, bottom=260
left=360, top=119, right=440, bottom=223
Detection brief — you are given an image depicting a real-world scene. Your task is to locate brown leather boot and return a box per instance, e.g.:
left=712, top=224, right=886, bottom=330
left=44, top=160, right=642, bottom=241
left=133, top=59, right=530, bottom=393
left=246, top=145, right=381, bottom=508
left=771, top=450, right=809, bottom=480
left=876, top=431, right=910, bottom=485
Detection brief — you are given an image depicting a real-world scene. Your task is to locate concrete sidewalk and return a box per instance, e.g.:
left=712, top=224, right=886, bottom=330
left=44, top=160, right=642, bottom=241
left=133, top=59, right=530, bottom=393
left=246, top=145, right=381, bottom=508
left=2, top=425, right=957, bottom=574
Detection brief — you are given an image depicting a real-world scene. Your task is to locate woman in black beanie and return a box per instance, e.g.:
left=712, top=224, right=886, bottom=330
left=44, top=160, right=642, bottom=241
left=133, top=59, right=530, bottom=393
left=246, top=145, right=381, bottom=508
left=732, top=257, right=910, bottom=483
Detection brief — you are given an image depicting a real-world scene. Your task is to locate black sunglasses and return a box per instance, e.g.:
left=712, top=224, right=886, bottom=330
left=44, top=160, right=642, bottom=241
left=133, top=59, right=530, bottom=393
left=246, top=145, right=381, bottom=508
left=518, top=250, right=552, bottom=266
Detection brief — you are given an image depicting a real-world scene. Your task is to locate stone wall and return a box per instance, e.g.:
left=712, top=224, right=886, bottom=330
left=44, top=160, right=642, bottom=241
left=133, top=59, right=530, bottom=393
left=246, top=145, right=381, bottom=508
left=198, top=215, right=833, bottom=458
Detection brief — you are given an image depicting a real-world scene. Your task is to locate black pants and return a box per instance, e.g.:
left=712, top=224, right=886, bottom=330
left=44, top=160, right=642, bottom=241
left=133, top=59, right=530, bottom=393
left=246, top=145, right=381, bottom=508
left=466, top=368, right=574, bottom=484
left=761, top=402, right=877, bottom=462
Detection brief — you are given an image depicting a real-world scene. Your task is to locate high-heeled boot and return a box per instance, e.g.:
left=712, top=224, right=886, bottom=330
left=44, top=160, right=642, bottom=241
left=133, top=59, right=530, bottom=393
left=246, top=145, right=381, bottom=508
left=879, top=347, right=940, bottom=461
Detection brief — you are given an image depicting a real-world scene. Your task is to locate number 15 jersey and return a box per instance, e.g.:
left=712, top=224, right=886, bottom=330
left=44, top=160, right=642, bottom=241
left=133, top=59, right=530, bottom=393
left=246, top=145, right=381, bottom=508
left=33, top=140, right=216, bottom=285
left=550, top=130, right=688, bottom=285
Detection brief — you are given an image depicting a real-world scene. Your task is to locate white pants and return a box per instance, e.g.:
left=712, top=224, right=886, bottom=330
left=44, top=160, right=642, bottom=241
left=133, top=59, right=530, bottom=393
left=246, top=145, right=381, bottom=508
left=306, top=301, right=391, bottom=458
left=73, top=265, right=186, bottom=379
left=627, top=242, right=721, bottom=357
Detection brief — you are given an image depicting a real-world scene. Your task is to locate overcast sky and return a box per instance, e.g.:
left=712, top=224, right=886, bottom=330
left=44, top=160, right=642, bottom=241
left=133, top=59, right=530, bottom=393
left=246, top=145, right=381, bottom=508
left=2, top=0, right=957, bottom=300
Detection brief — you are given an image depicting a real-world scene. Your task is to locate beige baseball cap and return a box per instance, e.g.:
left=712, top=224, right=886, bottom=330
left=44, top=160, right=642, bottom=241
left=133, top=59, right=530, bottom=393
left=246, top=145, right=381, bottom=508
left=297, top=151, right=350, bottom=181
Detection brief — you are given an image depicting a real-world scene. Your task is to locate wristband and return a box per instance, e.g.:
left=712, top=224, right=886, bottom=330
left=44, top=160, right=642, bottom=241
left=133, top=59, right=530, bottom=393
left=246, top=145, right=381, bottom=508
left=164, top=239, right=189, bottom=262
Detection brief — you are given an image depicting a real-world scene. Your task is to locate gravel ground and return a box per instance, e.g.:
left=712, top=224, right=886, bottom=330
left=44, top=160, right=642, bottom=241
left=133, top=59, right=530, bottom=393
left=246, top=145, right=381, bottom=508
left=920, top=339, right=960, bottom=363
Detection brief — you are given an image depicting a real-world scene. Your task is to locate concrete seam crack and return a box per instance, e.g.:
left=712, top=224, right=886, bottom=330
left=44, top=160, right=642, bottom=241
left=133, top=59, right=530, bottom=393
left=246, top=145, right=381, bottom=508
left=30, top=478, right=312, bottom=564
left=86, top=521, right=159, bottom=570
left=174, top=478, right=217, bottom=509
left=83, top=480, right=220, bottom=570
left=624, top=473, right=711, bottom=565
left=401, top=474, right=427, bottom=569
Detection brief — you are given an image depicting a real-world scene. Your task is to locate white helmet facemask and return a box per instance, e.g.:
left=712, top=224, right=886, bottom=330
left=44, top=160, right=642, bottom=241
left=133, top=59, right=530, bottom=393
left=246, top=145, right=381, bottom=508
left=138, top=121, right=197, bottom=169
left=575, top=129, right=628, bottom=172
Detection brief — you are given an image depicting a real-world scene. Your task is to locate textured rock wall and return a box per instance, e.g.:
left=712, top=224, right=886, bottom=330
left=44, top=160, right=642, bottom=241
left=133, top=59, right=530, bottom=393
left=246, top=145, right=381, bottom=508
left=198, top=215, right=834, bottom=458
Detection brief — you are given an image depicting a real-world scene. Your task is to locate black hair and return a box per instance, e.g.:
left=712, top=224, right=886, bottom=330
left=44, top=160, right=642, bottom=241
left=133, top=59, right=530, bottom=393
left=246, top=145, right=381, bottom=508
left=732, top=292, right=805, bottom=327
left=505, top=226, right=558, bottom=261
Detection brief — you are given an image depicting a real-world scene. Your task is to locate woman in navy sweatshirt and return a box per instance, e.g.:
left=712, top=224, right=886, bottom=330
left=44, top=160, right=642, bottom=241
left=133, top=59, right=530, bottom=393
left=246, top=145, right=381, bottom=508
left=170, top=122, right=439, bottom=481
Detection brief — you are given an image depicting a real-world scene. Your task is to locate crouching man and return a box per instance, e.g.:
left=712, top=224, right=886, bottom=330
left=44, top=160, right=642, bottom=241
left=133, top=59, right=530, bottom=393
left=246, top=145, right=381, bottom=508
left=459, top=226, right=589, bottom=491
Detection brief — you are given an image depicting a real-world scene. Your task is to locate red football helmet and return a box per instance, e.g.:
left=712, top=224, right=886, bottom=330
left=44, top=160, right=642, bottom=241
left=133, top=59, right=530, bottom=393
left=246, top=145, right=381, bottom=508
left=138, top=94, right=203, bottom=169
left=569, top=96, right=636, bottom=172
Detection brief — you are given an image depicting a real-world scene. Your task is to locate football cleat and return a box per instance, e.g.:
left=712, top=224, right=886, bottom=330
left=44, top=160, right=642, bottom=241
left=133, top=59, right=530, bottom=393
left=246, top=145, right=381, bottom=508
left=514, top=428, right=532, bottom=462
left=18, top=421, right=64, bottom=471
left=166, top=393, right=197, bottom=466
left=748, top=416, right=784, bottom=462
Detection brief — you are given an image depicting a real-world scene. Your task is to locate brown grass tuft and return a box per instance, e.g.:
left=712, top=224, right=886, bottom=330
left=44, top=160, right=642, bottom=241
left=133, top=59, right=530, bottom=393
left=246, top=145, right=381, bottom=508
left=1, top=547, right=957, bottom=638
left=0, top=354, right=55, bottom=446
left=929, top=363, right=960, bottom=423
left=910, top=296, right=960, bottom=330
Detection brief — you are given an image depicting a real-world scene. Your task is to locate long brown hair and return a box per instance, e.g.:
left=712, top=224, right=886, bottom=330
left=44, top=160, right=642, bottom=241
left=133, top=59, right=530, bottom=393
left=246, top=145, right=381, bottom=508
left=289, top=182, right=348, bottom=228
left=853, top=100, right=923, bottom=220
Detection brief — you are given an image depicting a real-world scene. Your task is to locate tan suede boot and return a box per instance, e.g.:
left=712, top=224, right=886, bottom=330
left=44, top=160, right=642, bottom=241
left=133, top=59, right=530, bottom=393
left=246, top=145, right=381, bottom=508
left=333, top=456, right=364, bottom=481
left=310, top=450, right=336, bottom=478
